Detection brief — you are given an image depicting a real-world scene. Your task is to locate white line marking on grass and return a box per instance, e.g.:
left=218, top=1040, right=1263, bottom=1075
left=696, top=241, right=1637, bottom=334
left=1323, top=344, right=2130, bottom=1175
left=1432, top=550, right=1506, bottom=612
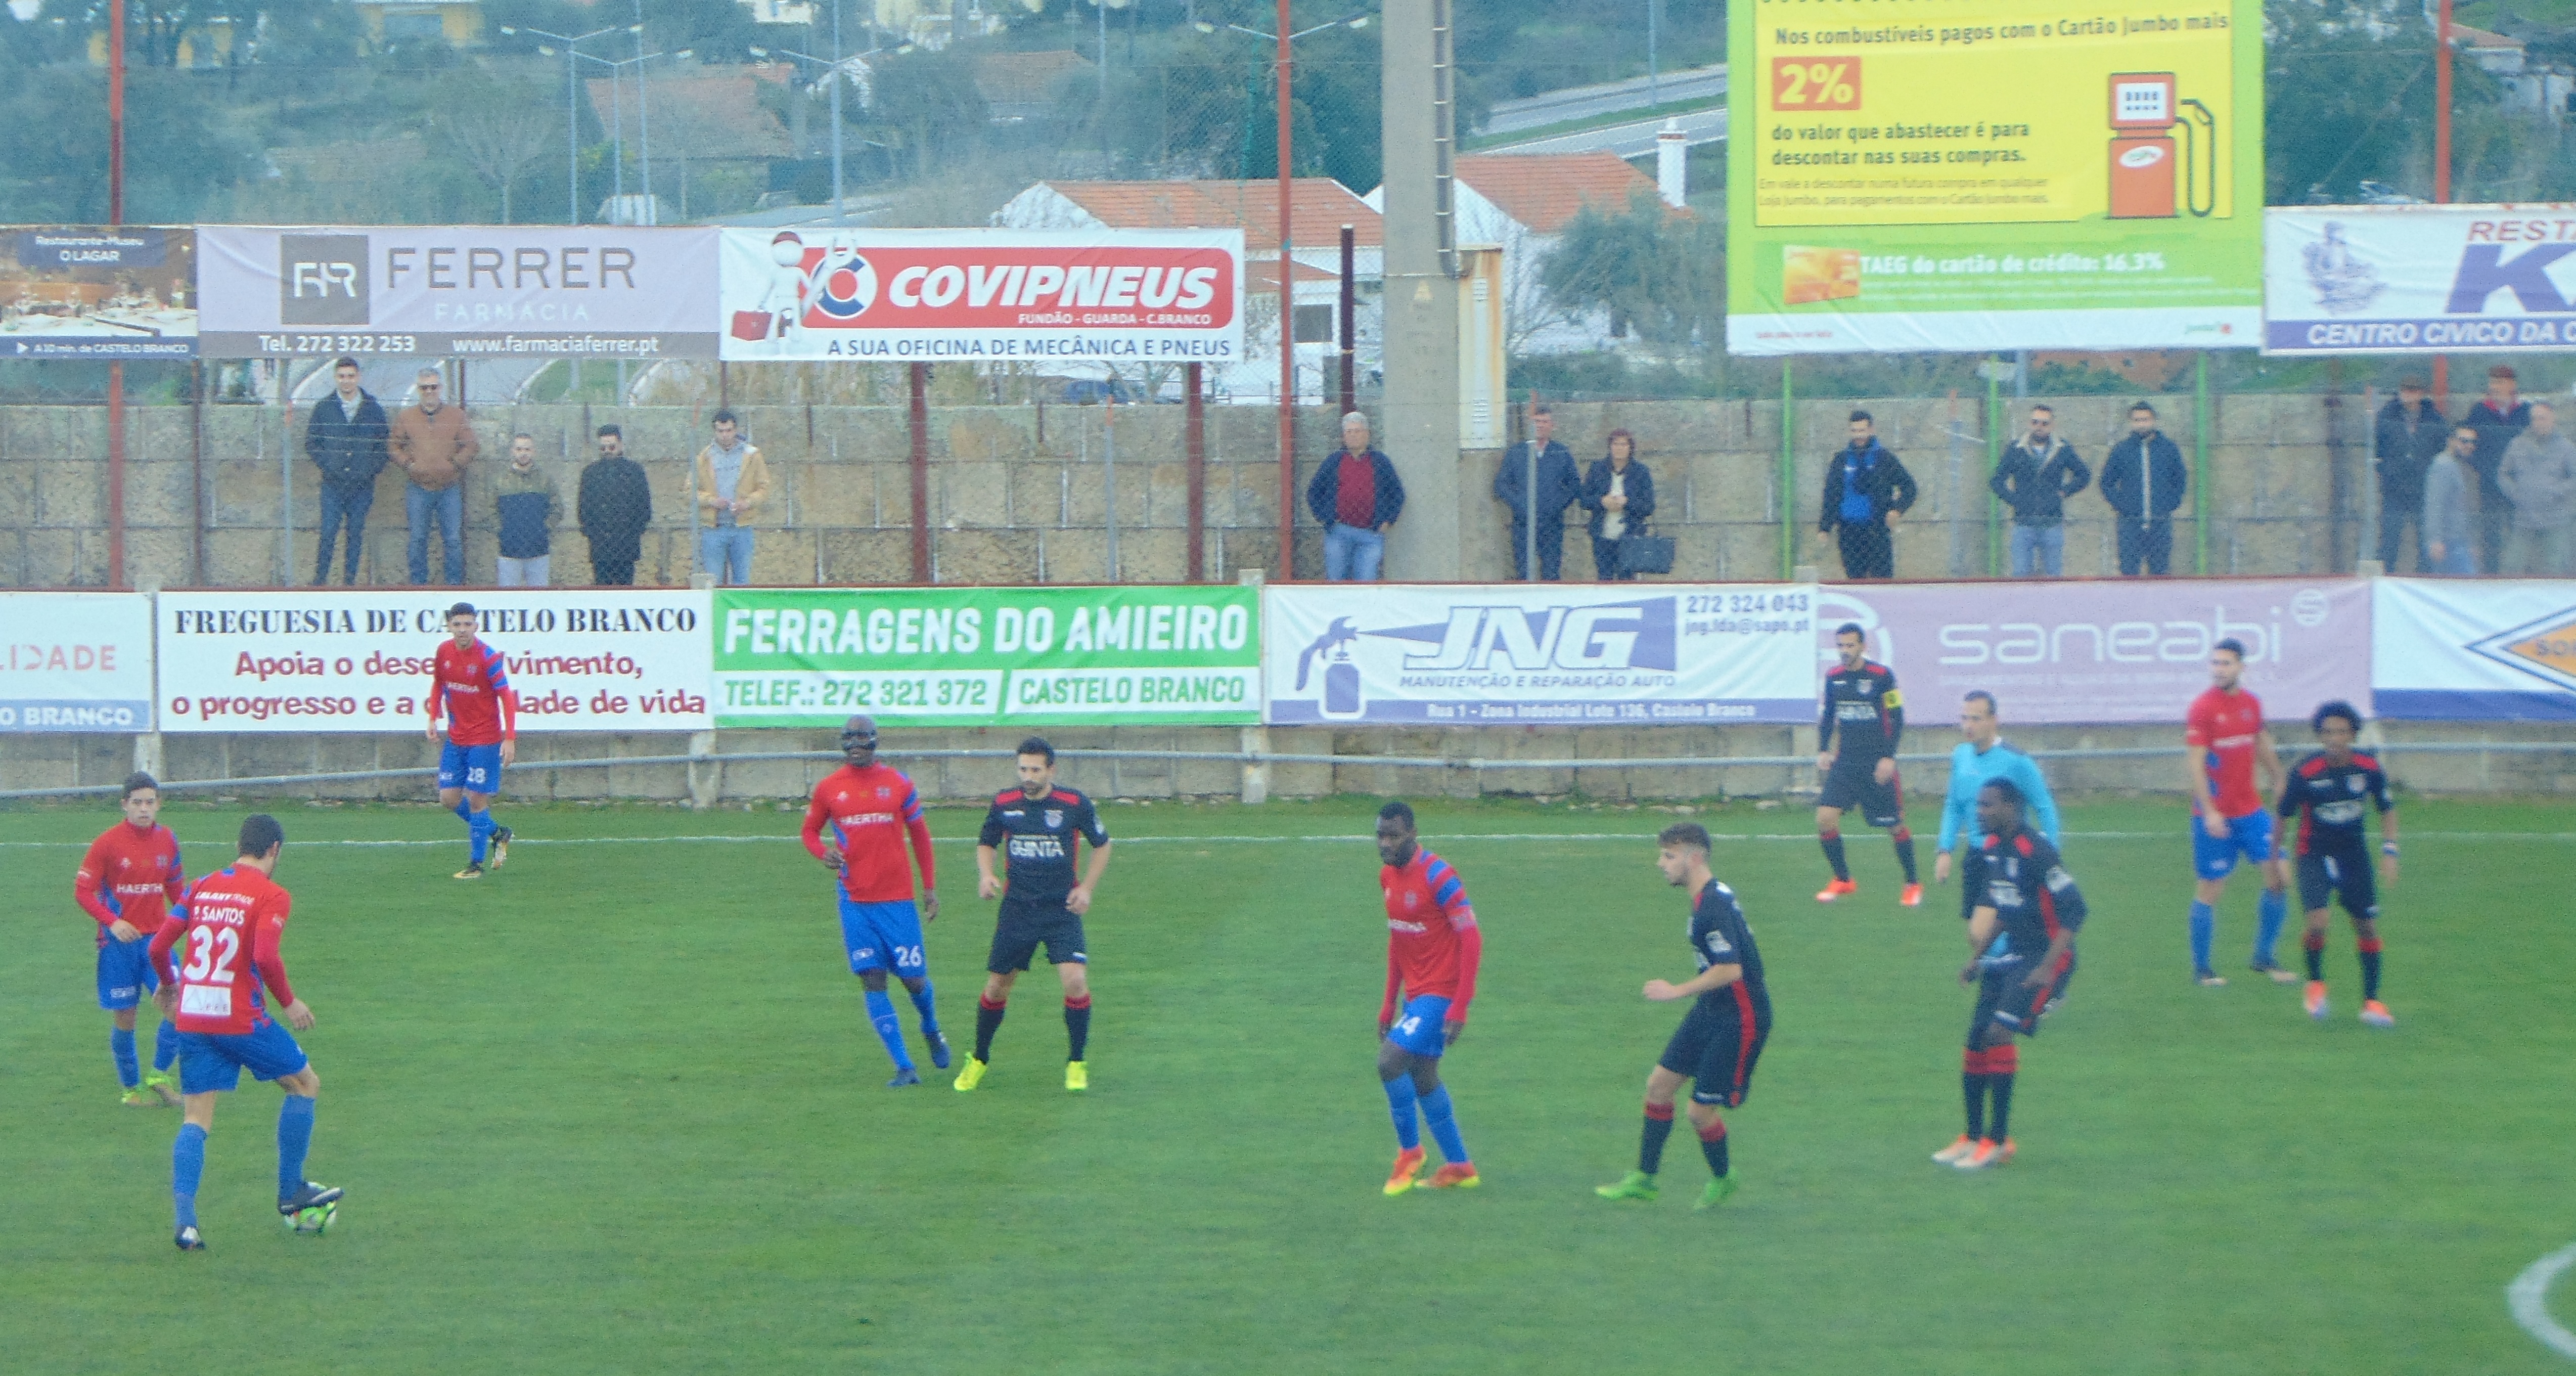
left=2512, top=1242, right=2576, bottom=1360
left=3, top=829, right=2571, bottom=849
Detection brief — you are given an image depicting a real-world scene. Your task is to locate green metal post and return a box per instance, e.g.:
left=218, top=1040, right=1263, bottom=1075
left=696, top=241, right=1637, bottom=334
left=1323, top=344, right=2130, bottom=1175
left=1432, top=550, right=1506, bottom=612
left=1984, top=362, right=2004, bottom=576
left=2194, top=351, right=2211, bottom=574
left=1780, top=359, right=1797, bottom=581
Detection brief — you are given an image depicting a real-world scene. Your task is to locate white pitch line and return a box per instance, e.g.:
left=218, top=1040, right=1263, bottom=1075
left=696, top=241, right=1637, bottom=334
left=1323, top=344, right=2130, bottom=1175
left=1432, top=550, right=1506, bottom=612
left=2, top=829, right=2572, bottom=849
left=2513, top=1242, right=2576, bottom=1361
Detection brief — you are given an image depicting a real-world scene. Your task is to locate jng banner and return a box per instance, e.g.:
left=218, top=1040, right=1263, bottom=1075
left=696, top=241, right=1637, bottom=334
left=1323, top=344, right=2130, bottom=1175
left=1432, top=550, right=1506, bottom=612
left=154, top=591, right=712, bottom=733
left=1726, top=0, right=2264, bottom=354
left=1816, top=579, right=2372, bottom=725
left=1262, top=585, right=1819, bottom=725
left=196, top=226, right=721, bottom=359
left=712, top=587, right=1260, bottom=728
left=2373, top=578, right=2576, bottom=720
left=716, top=228, right=1243, bottom=364
left=0, top=227, right=196, bottom=358
left=2264, top=205, right=2576, bottom=355
left=0, top=593, right=155, bottom=732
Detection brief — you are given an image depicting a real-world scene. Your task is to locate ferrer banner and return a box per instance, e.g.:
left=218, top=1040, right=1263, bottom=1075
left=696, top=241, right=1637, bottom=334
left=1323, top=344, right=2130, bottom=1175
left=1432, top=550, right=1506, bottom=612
left=2373, top=577, right=2576, bottom=720
left=0, top=593, right=155, bottom=732
left=2264, top=205, right=2576, bottom=354
left=1262, top=584, right=1818, bottom=725
left=712, top=587, right=1260, bottom=728
left=0, top=227, right=195, bottom=358
left=195, top=226, right=720, bottom=359
left=716, top=228, right=1243, bottom=364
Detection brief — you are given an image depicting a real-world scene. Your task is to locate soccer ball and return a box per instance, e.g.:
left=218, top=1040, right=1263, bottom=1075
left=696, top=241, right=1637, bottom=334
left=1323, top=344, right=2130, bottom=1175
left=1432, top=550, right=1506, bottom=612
left=285, top=1202, right=337, bottom=1235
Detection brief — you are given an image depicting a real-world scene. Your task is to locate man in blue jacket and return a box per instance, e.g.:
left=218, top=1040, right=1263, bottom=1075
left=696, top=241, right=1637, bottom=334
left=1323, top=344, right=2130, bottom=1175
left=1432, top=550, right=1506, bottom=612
left=302, top=358, right=389, bottom=586
left=1818, top=411, right=1917, bottom=579
left=1306, top=411, right=1405, bottom=581
left=1494, top=406, right=1581, bottom=581
left=2098, top=402, right=2189, bottom=576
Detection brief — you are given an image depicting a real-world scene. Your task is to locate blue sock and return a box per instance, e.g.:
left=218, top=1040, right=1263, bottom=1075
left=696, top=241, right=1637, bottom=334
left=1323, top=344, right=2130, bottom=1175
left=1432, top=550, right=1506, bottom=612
left=112, top=1027, right=140, bottom=1088
left=1382, top=1076, right=1421, bottom=1150
left=173, top=1122, right=206, bottom=1229
left=865, top=989, right=913, bottom=1071
left=2189, top=901, right=2216, bottom=971
left=1420, top=1083, right=1471, bottom=1165
left=277, top=1094, right=315, bottom=1202
left=153, top=1020, right=178, bottom=1072
left=453, top=798, right=473, bottom=824
left=908, top=981, right=941, bottom=1037
left=469, top=808, right=496, bottom=865
left=2254, top=888, right=2287, bottom=966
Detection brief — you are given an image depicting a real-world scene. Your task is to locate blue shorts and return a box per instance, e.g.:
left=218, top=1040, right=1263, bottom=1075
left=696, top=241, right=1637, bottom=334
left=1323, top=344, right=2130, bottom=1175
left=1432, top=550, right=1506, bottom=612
left=839, top=898, right=926, bottom=978
left=175, top=1019, right=308, bottom=1095
left=2192, top=810, right=2276, bottom=880
left=96, top=932, right=161, bottom=1010
left=1385, top=994, right=1452, bottom=1059
left=439, top=741, right=503, bottom=794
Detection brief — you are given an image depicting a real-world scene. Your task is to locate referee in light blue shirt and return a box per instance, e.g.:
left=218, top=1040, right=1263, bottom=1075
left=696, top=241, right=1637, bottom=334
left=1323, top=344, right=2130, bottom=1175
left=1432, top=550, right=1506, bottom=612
left=1933, top=691, right=2061, bottom=917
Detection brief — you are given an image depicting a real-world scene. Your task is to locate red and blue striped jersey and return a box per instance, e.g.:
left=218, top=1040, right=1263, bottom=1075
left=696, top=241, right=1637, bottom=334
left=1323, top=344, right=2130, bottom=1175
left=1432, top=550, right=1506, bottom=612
left=1380, top=849, right=1482, bottom=1024
left=430, top=638, right=517, bottom=745
left=803, top=763, right=936, bottom=903
left=75, top=820, right=186, bottom=939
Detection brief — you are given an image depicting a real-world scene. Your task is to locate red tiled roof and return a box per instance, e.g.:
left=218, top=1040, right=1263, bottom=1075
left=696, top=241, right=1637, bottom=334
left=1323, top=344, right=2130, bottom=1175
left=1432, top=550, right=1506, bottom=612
left=1247, top=259, right=1337, bottom=293
left=1035, top=180, right=1381, bottom=252
left=586, top=75, right=793, bottom=158
left=1454, top=152, right=1680, bottom=235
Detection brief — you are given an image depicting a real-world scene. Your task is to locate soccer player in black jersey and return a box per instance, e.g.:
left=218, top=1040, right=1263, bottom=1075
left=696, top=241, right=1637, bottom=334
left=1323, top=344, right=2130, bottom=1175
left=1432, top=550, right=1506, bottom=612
left=1596, top=823, right=1773, bottom=1211
left=956, top=737, right=1114, bottom=1093
left=2273, top=701, right=2400, bottom=1028
left=1935, top=778, right=2086, bottom=1172
left=1816, top=623, right=1921, bottom=906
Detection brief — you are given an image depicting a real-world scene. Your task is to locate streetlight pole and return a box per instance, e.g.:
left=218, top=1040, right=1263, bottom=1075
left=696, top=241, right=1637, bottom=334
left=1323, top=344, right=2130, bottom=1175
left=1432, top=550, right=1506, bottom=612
left=2434, top=0, right=2455, bottom=402
left=751, top=37, right=891, bottom=221
left=503, top=23, right=628, bottom=224
left=634, top=0, right=654, bottom=223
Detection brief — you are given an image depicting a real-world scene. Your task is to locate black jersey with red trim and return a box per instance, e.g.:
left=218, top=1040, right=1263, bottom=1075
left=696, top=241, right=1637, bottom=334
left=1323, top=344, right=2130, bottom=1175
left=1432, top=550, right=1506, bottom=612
left=1964, top=826, right=2086, bottom=966
left=978, top=786, right=1109, bottom=908
left=1687, top=879, right=1771, bottom=1024
left=2276, top=751, right=2392, bottom=856
left=1820, top=660, right=1904, bottom=763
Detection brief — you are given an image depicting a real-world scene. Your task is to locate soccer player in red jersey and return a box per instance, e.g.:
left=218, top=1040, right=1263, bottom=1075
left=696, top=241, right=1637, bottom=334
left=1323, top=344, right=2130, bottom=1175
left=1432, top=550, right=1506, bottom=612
left=148, top=815, right=340, bottom=1251
left=802, top=715, right=946, bottom=1086
left=426, top=602, right=518, bottom=880
left=1374, top=801, right=1481, bottom=1195
left=74, top=771, right=188, bottom=1106
left=2183, top=638, right=2289, bottom=987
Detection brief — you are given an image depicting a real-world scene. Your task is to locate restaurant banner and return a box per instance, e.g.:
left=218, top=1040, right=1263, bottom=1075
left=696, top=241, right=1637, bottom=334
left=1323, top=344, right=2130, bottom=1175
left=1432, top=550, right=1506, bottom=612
left=0, top=227, right=196, bottom=358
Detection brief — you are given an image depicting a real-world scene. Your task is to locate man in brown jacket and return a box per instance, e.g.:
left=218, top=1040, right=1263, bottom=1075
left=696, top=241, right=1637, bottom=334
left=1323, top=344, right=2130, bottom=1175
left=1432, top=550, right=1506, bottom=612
left=390, top=367, right=480, bottom=585
left=692, top=410, right=769, bottom=585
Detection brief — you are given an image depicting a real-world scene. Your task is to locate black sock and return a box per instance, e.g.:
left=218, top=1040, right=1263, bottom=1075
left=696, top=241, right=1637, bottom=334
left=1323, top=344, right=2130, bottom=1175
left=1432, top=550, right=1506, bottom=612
left=2359, top=939, right=2383, bottom=1000
left=1962, top=1072, right=1988, bottom=1138
left=1697, top=1120, right=1730, bottom=1178
left=1821, top=830, right=1849, bottom=882
left=2303, top=932, right=2326, bottom=982
left=1989, top=1074, right=2016, bottom=1140
left=974, top=997, right=1006, bottom=1060
left=1639, top=1103, right=1675, bottom=1175
left=1892, top=827, right=1919, bottom=883
left=1064, top=995, right=1092, bottom=1061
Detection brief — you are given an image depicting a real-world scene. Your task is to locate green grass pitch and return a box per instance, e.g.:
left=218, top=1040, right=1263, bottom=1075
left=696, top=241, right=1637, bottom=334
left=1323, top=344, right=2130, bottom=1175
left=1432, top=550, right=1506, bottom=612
left=4, top=793, right=2573, bottom=1374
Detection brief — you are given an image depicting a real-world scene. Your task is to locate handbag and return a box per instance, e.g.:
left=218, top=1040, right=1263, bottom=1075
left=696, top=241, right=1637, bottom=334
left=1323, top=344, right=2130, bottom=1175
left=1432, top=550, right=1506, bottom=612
left=730, top=310, right=776, bottom=342
left=1615, top=523, right=1675, bottom=575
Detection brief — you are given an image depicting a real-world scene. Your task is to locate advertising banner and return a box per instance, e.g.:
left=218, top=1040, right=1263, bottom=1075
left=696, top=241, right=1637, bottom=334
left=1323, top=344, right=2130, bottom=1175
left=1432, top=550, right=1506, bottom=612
left=0, top=593, right=155, bottom=732
left=2373, top=578, right=2576, bottom=720
left=712, top=587, right=1260, bottom=728
left=195, top=226, right=720, bottom=359
left=1725, top=0, right=2264, bottom=354
left=2263, top=205, right=2576, bottom=355
left=0, top=227, right=195, bottom=358
left=1815, top=579, right=2371, bottom=725
left=154, top=591, right=711, bottom=733
left=716, top=228, right=1243, bottom=364
left=1263, top=585, right=1818, bottom=726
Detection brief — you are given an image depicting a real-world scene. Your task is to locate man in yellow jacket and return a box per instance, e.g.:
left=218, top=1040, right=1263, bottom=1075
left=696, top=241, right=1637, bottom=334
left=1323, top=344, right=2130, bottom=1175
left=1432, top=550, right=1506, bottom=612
left=694, top=410, right=770, bottom=585
left=389, top=367, right=480, bottom=585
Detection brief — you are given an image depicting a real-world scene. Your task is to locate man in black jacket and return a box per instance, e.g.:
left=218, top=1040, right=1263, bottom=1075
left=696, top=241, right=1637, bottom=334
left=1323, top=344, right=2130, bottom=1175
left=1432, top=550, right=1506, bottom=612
left=302, top=358, right=389, bottom=586
left=2373, top=377, right=2447, bottom=571
left=1494, top=405, right=1581, bottom=581
left=2460, top=364, right=2531, bottom=576
left=1819, top=411, right=1918, bottom=580
left=2098, top=402, right=2189, bottom=576
left=577, top=424, right=652, bottom=586
left=1989, top=404, right=2091, bottom=578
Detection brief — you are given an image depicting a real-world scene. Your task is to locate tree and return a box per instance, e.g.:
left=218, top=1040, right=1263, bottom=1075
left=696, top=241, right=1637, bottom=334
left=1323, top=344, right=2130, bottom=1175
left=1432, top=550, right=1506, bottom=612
left=440, top=81, right=556, bottom=223
left=869, top=46, right=988, bottom=176
left=2264, top=0, right=2521, bottom=204
left=1540, top=190, right=1723, bottom=354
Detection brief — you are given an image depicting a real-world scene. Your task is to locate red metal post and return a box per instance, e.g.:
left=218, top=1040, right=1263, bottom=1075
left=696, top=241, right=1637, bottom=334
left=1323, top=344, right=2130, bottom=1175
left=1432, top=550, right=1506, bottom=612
left=1186, top=362, right=1206, bottom=582
left=908, top=362, right=931, bottom=583
left=1274, top=0, right=1295, bottom=581
left=108, top=0, right=125, bottom=223
left=2434, top=0, right=2454, bottom=401
left=107, top=0, right=127, bottom=589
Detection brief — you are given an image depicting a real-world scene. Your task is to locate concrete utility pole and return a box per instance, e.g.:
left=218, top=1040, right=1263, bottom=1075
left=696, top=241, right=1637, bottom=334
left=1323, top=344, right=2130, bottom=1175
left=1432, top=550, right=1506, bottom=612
left=1378, top=0, right=1462, bottom=580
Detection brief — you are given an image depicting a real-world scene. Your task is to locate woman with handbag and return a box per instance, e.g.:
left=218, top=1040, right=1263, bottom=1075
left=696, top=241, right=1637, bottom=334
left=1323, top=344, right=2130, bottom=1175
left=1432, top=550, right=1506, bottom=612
left=1581, top=429, right=1658, bottom=581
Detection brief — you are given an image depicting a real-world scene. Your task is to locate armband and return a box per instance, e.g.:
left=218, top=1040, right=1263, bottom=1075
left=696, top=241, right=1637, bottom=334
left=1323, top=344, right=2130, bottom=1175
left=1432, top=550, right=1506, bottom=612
left=2380, top=842, right=2400, bottom=858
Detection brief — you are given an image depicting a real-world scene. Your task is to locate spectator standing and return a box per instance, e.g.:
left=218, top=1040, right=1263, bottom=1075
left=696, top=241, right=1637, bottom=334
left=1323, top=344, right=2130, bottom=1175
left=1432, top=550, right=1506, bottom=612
left=1304, top=411, right=1405, bottom=581
left=577, top=424, right=653, bottom=586
left=1579, top=429, right=1656, bottom=582
left=693, top=410, right=769, bottom=586
left=1987, top=404, right=2091, bottom=578
left=388, top=367, right=479, bottom=585
left=302, top=357, right=388, bottom=586
left=493, top=434, right=562, bottom=587
left=1818, top=410, right=1917, bottom=580
left=2498, top=401, right=2576, bottom=575
left=2373, top=377, right=2447, bottom=571
left=2460, top=364, right=2530, bottom=576
left=2098, top=402, right=2189, bottom=576
left=2423, top=425, right=2481, bottom=575
left=1494, top=405, right=1581, bottom=581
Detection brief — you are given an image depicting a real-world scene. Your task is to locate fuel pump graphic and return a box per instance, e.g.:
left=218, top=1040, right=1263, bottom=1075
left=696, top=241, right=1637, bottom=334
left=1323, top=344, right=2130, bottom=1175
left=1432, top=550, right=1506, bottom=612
left=2107, top=73, right=2218, bottom=219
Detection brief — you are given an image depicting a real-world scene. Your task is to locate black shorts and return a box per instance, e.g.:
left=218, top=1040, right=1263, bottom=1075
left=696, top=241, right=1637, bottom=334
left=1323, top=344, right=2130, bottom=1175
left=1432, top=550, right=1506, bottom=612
left=1657, top=1003, right=1772, bottom=1107
left=1820, top=760, right=1903, bottom=827
left=987, top=902, right=1088, bottom=973
left=2296, top=851, right=2379, bottom=920
left=1971, top=961, right=2053, bottom=1041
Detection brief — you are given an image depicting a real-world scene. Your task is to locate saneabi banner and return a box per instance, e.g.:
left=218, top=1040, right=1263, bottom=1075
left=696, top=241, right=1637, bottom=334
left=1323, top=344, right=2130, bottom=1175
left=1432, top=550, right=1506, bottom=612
left=0, top=227, right=196, bottom=358
left=2373, top=578, right=2576, bottom=720
left=1726, top=0, right=2264, bottom=354
left=153, top=591, right=711, bottom=733
left=1262, top=584, right=1818, bottom=726
left=0, top=593, right=155, bottom=732
left=1816, top=579, right=2371, bottom=725
left=712, top=587, right=1260, bottom=728
left=2265, top=205, right=2576, bottom=355
left=716, top=228, right=1243, bottom=363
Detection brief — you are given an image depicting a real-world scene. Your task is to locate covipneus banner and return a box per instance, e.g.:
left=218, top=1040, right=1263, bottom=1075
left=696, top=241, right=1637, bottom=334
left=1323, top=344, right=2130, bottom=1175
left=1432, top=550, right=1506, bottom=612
left=2264, top=205, right=2576, bottom=354
left=0, top=593, right=155, bottom=732
left=1263, top=585, right=1819, bottom=726
left=2373, top=578, right=2576, bottom=720
left=717, top=228, right=1243, bottom=365
left=1726, top=0, right=2264, bottom=354
left=153, top=591, right=711, bottom=732
left=1816, top=579, right=2371, bottom=725
left=712, top=587, right=1260, bottom=728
